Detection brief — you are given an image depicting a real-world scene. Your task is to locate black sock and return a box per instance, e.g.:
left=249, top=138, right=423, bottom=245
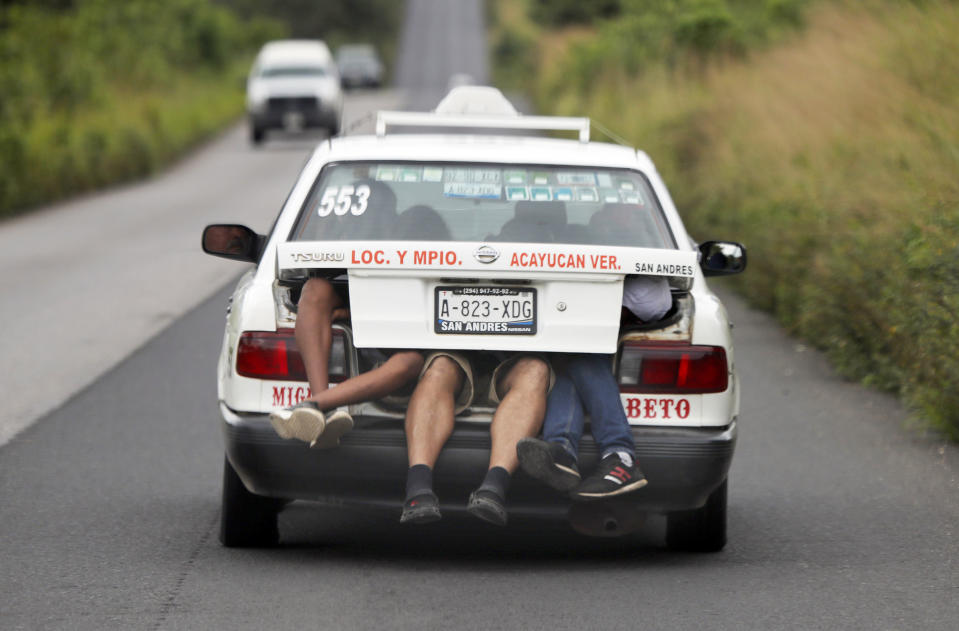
left=478, top=466, right=511, bottom=499
left=405, top=464, right=433, bottom=501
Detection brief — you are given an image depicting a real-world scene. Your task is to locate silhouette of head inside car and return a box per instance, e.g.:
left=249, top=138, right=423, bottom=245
left=588, top=202, right=661, bottom=247
left=396, top=205, right=452, bottom=240
left=490, top=201, right=567, bottom=243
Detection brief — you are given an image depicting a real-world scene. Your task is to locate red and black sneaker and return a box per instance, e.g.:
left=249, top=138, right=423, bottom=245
left=571, top=453, right=647, bottom=501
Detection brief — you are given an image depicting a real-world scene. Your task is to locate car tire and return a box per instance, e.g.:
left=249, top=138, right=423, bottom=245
left=219, top=456, right=282, bottom=547
left=250, top=123, right=265, bottom=145
left=666, top=478, right=727, bottom=552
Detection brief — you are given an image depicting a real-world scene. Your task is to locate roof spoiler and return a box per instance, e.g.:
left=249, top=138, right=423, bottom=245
left=374, top=111, right=591, bottom=143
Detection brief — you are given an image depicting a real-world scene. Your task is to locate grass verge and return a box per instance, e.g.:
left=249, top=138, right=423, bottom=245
left=492, top=0, right=959, bottom=438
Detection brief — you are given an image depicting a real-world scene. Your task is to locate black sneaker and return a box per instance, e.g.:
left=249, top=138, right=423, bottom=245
left=400, top=492, right=442, bottom=524
left=571, top=453, right=647, bottom=501
left=516, top=437, right=581, bottom=491
left=466, top=489, right=508, bottom=526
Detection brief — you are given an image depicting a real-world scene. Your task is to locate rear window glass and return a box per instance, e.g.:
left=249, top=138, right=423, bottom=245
left=259, top=66, right=327, bottom=77
left=291, top=162, right=676, bottom=249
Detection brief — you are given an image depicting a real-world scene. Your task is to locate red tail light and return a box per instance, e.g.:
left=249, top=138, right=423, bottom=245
left=236, top=328, right=348, bottom=382
left=617, top=343, right=727, bottom=394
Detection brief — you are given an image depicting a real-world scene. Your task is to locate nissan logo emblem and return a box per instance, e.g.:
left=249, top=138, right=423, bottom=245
left=474, top=245, right=499, bottom=264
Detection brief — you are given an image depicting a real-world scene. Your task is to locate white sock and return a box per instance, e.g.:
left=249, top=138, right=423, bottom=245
left=614, top=451, right=634, bottom=468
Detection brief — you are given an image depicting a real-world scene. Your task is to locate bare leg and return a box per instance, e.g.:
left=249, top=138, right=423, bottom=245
left=405, top=356, right=464, bottom=467
left=295, top=278, right=344, bottom=395
left=310, top=351, right=424, bottom=410
left=488, top=357, right=549, bottom=473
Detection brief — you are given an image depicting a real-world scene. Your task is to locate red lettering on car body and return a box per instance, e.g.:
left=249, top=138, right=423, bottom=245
left=644, top=399, right=657, bottom=418
left=410, top=250, right=458, bottom=266
left=351, top=250, right=386, bottom=264
left=589, top=254, right=614, bottom=269
left=272, top=385, right=312, bottom=408
left=623, top=396, right=693, bottom=421
left=659, top=399, right=672, bottom=419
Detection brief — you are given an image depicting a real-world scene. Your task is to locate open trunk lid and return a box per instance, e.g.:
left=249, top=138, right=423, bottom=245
left=277, top=239, right=696, bottom=353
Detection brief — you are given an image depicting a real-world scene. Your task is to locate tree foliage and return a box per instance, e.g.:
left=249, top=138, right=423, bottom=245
left=0, top=0, right=284, bottom=215
left=495, top=0, right=959, bottom=438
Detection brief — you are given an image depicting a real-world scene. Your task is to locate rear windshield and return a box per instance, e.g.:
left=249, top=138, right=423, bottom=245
left=259, top=65, right=327, bottom=78
left=337, top=45, right=377, bottom=61
left=291, top=162, right=676, bottom=249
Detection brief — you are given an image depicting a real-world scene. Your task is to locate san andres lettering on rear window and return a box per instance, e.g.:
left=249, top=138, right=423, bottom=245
left=278, top=241, right=697, bottom=277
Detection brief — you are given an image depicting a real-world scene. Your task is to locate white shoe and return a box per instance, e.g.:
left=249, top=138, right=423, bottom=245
left=270, top=402, right=326, bottom=446
left=310, top=410, right=353, bottom=449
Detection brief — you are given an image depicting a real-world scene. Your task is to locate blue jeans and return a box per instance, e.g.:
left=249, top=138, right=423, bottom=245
left=543, top=354, right=636, bottom=461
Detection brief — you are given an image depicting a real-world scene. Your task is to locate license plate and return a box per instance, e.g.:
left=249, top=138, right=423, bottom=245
left=434, top=286, right=536, bottom=335
left=282, top=111, right=304, bottom=131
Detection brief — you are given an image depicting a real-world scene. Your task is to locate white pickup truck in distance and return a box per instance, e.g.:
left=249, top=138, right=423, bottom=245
left=246, top=39, right=344, bottom=144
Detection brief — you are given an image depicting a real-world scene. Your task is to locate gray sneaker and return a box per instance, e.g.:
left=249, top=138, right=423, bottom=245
left=270, top=402, right=353, bottom=448
left=310, top=409, right=353, bottom=449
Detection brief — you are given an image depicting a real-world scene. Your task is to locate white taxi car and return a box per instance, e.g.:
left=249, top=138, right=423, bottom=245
left=203, top=87, right=746, bottom=550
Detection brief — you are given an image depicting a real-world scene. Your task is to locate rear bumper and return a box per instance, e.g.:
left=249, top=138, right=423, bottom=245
left=250, top=107, right=337, bottom=130
left=223, top=408, right=736, bottom=515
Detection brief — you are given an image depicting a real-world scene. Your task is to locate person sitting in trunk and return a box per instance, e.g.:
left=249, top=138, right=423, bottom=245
left=270, top=193, right=430, bottom=447
left=400, top=351, right=553, bottom=527
left=516, top=275, right=671, bottom=499
left=269, top=276, right=424, bottom=448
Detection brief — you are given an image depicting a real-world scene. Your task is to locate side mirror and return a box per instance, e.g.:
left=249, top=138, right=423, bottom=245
left=698, top=240, right=747, bottom=276
left=201, top=224, right=264, bottom=263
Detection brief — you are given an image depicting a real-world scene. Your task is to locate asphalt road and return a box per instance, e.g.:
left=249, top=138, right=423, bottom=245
left=1, top=1, right=957, bottom=629
left=0, top=90, right=399, bottom=446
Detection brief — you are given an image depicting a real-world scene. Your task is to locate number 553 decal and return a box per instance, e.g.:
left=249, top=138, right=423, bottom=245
left=317, top=184, right=372, bottom=217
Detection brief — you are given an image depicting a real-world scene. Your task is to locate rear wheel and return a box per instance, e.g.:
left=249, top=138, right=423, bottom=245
left=249, top=123, right=265, bottom=145
left=219, top=457, right=282, bottom=547
left=666, top=479, right=727, bottom=552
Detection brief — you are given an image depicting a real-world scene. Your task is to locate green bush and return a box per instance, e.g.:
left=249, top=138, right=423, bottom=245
left=673, top=1, right=744, bottom=56
left=219, top=0, right=404, bottom=80
left=496, top=0, right=959, bottom=438
left=530, top=0, right=621, bottom=25
left=0, top=0, right=286, bottom=217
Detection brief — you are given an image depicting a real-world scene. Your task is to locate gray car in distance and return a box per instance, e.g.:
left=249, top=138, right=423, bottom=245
left=336, top=44, right=384, bottom=88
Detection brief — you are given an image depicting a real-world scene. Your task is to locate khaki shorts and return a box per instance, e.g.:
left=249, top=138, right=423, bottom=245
left=419, top=351, right=555, bottom=414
